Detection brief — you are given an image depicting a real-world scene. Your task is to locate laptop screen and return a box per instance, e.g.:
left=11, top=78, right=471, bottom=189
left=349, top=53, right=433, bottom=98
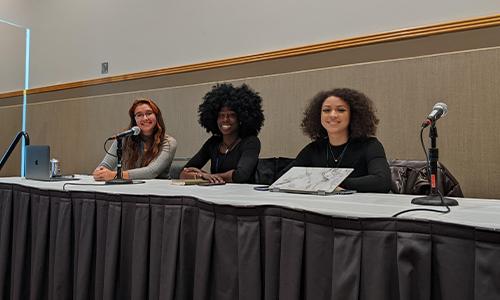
left=269, top=167, right=353, bottom=195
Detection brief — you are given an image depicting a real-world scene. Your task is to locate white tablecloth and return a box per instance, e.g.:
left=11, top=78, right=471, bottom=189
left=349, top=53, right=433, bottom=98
left=1, top=175, right=500, bottom=229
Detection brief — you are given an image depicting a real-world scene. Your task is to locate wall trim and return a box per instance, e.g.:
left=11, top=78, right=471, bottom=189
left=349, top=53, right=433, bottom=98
left=1, top=14, right=500, bottom=100
left=0, top=91, right=23, bottom=99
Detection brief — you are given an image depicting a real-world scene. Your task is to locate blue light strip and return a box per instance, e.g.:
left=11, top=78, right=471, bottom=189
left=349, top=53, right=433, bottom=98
left=21, top=28, right=30, bottom=176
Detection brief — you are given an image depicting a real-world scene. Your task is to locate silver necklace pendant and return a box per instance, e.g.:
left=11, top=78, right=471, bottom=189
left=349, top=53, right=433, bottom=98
left=221, top=138, right=240, bottom=155
left=329, top=145, right=342, bottom=163
left=327, top=140, right=350, bottom=167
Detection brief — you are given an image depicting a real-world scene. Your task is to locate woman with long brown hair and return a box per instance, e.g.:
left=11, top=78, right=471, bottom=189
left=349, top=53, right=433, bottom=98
left=93, top=98, right=177, bottom=181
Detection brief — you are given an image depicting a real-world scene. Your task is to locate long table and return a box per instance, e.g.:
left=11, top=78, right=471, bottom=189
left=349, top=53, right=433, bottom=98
left=1, top=176, right=500, bottom=300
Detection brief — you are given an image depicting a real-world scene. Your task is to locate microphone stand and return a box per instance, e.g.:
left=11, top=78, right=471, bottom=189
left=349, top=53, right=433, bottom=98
left=412, top=124, right=458, bottom=206
left=105, top=137, right=133, bottom=185
left=0, top=131, right=30, bottom=171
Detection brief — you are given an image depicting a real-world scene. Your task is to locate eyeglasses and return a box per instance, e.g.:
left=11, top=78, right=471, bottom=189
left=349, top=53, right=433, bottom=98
left=134, top=111, right=154, bottom=119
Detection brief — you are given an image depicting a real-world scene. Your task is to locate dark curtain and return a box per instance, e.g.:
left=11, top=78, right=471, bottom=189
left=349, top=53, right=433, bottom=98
left=1, top=183, right=500, bottom=300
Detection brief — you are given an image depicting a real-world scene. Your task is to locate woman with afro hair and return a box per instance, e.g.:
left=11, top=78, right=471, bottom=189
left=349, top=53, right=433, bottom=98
left=284, top=88, right=391, bottom=192
left=180, top=83, right=264, bottom=183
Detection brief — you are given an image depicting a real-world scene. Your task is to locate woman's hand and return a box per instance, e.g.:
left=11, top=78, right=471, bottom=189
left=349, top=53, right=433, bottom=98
left=180, top=167, right=225, bottom=183
left=183, top=167, right=203, bottom=175
left=92, top=166, right=117, bottom=181
left=180, top=167, right=203, bottom=179
left=199, top=173, right=225, bottom=184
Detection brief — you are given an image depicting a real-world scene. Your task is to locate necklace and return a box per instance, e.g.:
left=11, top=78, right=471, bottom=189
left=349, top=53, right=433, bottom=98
left=326, top=140, right=349, bottom=167
left=220, top=138, right=240, bottom=154
left=216, top=138, right=240, bottom=173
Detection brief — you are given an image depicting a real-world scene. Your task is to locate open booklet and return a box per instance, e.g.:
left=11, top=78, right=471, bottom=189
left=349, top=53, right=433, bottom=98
left=269, top=167, right=354, bottom=195
left=171, top=179, right=209, bottom=185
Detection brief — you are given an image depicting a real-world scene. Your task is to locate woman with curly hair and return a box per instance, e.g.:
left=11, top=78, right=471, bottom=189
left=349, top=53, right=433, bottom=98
left=286, top=88, right=391, bottom=192
left=93, top=98, right=177, bottom=181
left=180, top=83, right=264, bottom=183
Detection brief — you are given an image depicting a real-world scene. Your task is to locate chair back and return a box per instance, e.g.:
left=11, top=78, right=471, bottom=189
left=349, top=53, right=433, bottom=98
left=254, top=157, right=295, bottom=185
left=388, top=159, right=464, bottom=197
left=168, top=157, right=191, bottom=179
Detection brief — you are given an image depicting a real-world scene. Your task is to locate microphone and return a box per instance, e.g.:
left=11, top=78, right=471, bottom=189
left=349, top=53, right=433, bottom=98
left=108, top=126, right=141, bottom=140
left=422, top=102, right=448, bottom=128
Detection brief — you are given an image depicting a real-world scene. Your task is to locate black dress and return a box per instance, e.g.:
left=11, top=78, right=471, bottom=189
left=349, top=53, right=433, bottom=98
left=184, top=135, right=261, bottom=183
left=289, top=137, right=391, bottom=193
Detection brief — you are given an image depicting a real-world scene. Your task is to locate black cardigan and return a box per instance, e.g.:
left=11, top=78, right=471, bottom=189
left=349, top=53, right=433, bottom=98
left=288, top=137, right=391, bottom=193
left=184, top=135, right=260, bottom=183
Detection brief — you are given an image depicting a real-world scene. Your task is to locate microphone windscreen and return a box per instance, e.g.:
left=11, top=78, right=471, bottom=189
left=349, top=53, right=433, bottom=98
left=434, top=102, right=448, bottom=117
left=132, top=126, right=141, bottom=135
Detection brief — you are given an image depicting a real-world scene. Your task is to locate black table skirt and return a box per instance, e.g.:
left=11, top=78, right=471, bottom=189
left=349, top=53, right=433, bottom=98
left=1, top=183, right=500, bottom=300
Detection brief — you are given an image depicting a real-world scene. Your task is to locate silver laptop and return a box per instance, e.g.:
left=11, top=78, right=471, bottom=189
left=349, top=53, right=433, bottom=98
left=25, top=145, right=78, bottom=181
left=269, top=167, right=354, bottom=195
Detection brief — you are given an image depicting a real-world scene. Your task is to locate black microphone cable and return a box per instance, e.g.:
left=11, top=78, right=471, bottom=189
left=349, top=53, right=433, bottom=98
left=62, top=181, right=107, bottom=191
left=62, top=179, right=146, bottom=191
left=103, top=138, right=118, bottom=157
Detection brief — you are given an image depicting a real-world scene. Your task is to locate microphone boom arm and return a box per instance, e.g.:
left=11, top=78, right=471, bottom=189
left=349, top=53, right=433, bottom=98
left=0, top=131, right=30, bottom=171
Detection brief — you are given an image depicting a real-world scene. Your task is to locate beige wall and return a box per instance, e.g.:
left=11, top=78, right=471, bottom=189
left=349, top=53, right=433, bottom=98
left=1, top=31, right=500, bottom=199
left=0, top=22, right=26, bottom=93
left=0, top=101, right=22, bottom=176
left=9, top=0, right=500, bottom=90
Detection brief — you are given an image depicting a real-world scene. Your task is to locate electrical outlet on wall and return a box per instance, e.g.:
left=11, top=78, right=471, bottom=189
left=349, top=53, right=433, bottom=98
left=101, top=62, right=109, bottom=74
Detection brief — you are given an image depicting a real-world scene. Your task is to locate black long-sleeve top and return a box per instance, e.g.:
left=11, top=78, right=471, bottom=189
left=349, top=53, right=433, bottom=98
left=289, top=137, right=391, bottom=193
left=184, top=135, right=260, bottom=183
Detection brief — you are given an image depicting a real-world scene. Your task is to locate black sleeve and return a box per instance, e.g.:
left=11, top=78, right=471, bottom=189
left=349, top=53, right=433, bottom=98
left=184, top=138, right=213, bottom=169
left=277, top=143, right=315, bottom=178
left=232, top=136, right=261, bottom=183
left=341, top=139, right=391, bottom=193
